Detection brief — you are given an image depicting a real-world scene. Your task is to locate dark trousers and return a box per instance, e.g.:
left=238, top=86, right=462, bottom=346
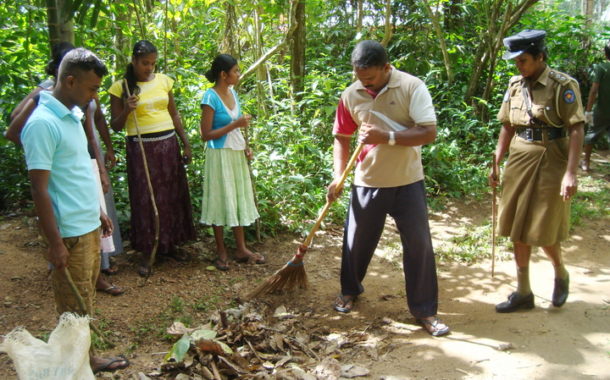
left=340, top=180, right=438, bottom=318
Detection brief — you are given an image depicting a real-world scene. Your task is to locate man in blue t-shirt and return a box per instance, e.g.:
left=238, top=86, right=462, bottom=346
left=581, top=40, right=610, bottom=171
left=21, top=48, right=129, bottom=374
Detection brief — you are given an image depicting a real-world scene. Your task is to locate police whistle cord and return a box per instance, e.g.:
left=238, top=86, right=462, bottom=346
left=124, top=79, right=160, bottom=280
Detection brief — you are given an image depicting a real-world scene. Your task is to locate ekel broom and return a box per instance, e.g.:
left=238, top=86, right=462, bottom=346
left=124, top=79, right=160, bottom=278
left=246, top=142, right=365, bottom=299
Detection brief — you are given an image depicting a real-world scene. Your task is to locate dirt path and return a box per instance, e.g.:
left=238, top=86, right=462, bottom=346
left=1, top=154, right=608, bottom=379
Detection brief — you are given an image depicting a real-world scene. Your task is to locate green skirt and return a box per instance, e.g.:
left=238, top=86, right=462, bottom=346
left=200, top=148, right=259, bottom=227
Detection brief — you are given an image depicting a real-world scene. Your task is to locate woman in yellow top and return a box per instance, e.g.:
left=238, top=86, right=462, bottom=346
left=109, top=40, right=195, bottom=276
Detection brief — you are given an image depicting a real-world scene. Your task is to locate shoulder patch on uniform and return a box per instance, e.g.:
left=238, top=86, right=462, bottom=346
left=549, top=70, right=571, bottom=85
left=563, top=89, right=576, bottom=104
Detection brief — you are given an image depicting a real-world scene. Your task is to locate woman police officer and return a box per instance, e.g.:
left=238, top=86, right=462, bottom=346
left=490, top=30, right=585, bottom=312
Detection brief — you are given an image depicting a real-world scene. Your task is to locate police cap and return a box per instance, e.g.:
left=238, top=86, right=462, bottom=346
left=502, top=29, right=546, bottom=60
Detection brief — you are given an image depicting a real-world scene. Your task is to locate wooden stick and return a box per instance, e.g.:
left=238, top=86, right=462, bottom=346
left=63, top=268, right=107, bottom=344
left=491, top=153, right=497, bottom=277
left=244, top=122, right=261, bottom=242
left=124, top=79, right=160, bottom=278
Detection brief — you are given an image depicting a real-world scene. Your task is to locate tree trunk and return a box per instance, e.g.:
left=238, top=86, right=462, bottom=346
left=421, top=0, right=453, bottom=83
left=290, top=0, right=306, bottom=103
left=112, top=8, right=131, bottom=77
left=582, top=0, right=594, bottom=51
left=241, top=0, right=299, bottom=80
left=220, top=1, right=238, bottom=57
left=253, top=6, right=268, bottom=116
left=380, top=0, right=393, bottom=47
left=46, top=0, right=74, bottom=47
left=465, top=0, right=539, bottom=104
left=356, top=0, right=363, bottom=33
left=443, top=0, right=463, bottom=32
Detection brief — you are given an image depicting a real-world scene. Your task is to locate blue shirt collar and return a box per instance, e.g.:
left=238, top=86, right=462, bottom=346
left=39, top=91, right=82, bottom=123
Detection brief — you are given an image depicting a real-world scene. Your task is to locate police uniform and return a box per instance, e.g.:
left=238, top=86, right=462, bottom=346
left=497, top=30, right=584, bottom=247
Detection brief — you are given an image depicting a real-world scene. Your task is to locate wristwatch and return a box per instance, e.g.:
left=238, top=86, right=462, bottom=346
left=388, top=131, right=396, bottom=146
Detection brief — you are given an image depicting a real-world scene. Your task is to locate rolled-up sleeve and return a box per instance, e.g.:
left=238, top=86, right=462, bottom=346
left=333, top=99, right=358, bottom=137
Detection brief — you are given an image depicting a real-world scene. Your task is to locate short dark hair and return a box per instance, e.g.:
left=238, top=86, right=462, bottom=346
left=205, top=54, right=238, bottom=83
left=605, top=39, right=610, bottom=60
left=58, top=48, right=108, bottom=79
left=351, top=40, right=388, bottom=69
left=46, top=42, right=75, bottom=77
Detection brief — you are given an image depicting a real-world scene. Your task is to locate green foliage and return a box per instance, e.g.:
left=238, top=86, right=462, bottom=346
left=570, top=163, right=610, bottom=227
left=1, top=0, right=608, bottom=244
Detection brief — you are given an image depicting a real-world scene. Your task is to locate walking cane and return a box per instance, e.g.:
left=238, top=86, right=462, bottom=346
left=491, top=153, right=497, bottom=277
left=124, top=80, right=160, bottom=278
left=244, top=122, right=261, bottom=242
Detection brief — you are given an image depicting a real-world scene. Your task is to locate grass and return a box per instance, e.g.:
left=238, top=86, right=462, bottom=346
left=128, top=292, right=229, bottom=351
left=434, top=159, right=609, bottom=264
left=570, top=163, right=610, bottom=227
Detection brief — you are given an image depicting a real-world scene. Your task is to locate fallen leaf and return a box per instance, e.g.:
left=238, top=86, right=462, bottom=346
left=195, top=339, right=225, bottom=355
left=191, top=328, right=217, bottom=341
left=341, top=364, right=370, bottom=378
left=167, top=321, right=192, bottom=336
left=165, top=334, right=191, bottom=362
left=275, top=355, right=292, bottom=368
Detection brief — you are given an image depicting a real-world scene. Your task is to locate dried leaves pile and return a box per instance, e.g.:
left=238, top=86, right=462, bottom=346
left=154, top=302, right=372, bottom=380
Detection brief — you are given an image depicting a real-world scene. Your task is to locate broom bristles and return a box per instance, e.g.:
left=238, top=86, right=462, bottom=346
left=246, top=260, right=308, bottom=299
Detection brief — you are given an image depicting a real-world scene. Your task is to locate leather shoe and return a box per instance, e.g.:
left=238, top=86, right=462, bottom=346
left=496, top=292, right=534, bottom=313
left=552, top=274, right=569, bottom=307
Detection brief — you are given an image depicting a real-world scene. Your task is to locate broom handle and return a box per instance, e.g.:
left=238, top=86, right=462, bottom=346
left=123, top=80, right=160, bottom=277
left=301, top=142, right=365, bottom=250
left=491, top=153, right=497, bottom=277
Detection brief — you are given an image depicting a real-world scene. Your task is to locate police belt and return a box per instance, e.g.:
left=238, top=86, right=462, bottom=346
left=516, top=126, right=566, bottom=141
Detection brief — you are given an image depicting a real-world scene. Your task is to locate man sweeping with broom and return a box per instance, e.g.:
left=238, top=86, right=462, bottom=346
left=327, top=40, right=450, bottom=337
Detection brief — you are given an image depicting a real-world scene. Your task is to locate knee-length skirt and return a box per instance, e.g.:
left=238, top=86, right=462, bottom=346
left=498, top=136, right=570, bottom=247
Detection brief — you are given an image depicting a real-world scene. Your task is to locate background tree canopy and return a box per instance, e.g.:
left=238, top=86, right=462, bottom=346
left=1, top=0, right=609, bottom=238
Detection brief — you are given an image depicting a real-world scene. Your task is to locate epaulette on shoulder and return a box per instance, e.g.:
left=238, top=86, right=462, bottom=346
left=548, top=70, right=572, bottom=85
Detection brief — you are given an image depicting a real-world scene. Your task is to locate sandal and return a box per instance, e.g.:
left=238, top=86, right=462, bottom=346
left=92, top=355, right=130, bottom=374
left=214, top=258, right=229, bottom=271
left=137, top=265, right=151, bottom=277
left=234, top=252, right=266, bottom=264
left=98, top=284, right=125, bottom=296
left=416, top=316, right=450, bottom=337
left=333, top=294, right=356, bottom=313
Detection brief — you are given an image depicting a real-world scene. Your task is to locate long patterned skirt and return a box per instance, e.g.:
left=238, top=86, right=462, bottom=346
left=126, top=132, right=196, bottom=255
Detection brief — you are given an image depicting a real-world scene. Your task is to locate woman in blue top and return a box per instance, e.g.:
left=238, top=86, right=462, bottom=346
left=200, top=54, right=263, bottom=270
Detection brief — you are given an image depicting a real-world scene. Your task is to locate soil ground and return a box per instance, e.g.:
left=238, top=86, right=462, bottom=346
left=0, top=152, right=608, bottom=380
